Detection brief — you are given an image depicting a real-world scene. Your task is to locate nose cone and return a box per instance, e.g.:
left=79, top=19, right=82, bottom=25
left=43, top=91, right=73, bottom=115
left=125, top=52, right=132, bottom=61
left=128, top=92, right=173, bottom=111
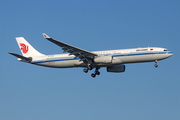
left=166, top=51, right=173, bottom=58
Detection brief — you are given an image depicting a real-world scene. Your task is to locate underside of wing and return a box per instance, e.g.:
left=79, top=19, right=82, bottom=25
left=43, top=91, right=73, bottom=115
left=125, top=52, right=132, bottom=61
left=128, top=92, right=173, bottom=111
left=42, top=33, right=98, bottom=61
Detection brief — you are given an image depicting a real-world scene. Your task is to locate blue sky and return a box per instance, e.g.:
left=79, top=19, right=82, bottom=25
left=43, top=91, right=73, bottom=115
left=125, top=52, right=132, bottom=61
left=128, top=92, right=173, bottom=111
left=0, top=0, right=180, bottom=120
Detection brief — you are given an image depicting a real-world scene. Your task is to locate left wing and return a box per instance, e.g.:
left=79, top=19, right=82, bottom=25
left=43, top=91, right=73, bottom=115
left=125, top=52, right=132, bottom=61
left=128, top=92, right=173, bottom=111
left=42, top=33, right=98, bottom=61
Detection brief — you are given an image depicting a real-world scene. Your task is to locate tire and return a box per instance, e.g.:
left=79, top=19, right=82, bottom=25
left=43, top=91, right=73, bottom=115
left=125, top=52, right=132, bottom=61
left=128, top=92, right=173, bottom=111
left=154, top=64, right=158, bottom=68
left=96, top=71, right=100, bottom=75
left=83, top=69, right=88, bottom=73
left=91, top=73, right=96, bottom=78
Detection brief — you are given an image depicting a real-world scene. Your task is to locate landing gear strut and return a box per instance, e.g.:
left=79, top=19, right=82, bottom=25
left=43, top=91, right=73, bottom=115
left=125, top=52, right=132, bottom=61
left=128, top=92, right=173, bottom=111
left=95, top=68, right=100, bottom=75
left=87, top=65, right=93, bottom=70
left=154, top=60, right=158, bottom=68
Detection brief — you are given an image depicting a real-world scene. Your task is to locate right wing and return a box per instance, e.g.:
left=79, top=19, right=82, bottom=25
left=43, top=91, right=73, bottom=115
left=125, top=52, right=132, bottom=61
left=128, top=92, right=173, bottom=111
left=43, top=33, right=98, bottom=61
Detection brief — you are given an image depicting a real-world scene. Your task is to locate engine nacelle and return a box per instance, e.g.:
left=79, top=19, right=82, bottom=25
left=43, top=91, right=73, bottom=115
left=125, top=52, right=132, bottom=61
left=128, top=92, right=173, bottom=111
left=94, top=56, right=113, bottom=64
left=107, top=65, right=125, bottom=73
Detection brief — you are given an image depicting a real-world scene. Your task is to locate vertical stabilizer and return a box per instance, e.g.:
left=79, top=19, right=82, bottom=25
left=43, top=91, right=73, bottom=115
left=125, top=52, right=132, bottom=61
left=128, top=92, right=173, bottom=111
left=16, top=37, right=44, bottom=57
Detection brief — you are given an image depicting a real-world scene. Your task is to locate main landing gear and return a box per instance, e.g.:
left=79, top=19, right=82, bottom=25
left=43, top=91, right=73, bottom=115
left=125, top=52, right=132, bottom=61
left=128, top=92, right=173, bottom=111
left=154, top=60, right=158, bottom=68
left=83, top=66, right=100, bottom=78
left=91, top=68, right=100, bottom=78
left=83, top=64, right=92, bottom=73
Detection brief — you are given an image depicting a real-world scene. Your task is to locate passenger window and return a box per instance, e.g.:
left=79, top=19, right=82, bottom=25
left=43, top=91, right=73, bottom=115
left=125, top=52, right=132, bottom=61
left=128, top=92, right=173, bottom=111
left=136, top=49, right=148, bottom=51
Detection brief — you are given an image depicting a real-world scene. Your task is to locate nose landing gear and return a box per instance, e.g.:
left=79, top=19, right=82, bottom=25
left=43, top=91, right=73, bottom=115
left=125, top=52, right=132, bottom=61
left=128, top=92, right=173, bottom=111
left=154, top=60, right=158, bottom=68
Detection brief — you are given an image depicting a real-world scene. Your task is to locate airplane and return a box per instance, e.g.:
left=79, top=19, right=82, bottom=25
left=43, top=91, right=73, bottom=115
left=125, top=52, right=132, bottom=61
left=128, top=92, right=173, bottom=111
left=9, top=33, right=173, bottom=78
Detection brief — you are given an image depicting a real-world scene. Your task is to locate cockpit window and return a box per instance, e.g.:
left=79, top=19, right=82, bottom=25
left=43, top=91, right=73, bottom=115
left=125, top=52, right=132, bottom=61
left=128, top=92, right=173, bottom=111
left=164, top=49, right=169, bottom=51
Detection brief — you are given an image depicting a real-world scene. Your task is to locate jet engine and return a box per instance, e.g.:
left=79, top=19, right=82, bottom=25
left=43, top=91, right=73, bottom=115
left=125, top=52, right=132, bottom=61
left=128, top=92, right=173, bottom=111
left=107, top=65, right=125, bottom=73
left=94, top=56, right=113, bottom=64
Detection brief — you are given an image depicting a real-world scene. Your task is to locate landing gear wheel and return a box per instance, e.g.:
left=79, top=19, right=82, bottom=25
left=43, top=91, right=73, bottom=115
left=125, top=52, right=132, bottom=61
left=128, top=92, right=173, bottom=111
left=96, top=71, right=100, bottom=75
left=154, top=64, right=158, bottom=68
left=91, top=73, right=96, bottom=78
left=83, top=68, right=88, bottom=73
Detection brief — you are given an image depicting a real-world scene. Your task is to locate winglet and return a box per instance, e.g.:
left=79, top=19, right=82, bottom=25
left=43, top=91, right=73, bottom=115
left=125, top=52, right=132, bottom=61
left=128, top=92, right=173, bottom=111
left=42, top=33, right=50, bottom=38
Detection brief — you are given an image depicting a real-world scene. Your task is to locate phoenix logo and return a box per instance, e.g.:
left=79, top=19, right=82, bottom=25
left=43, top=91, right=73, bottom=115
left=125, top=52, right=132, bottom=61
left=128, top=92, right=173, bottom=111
left=20, top=43, right=29, bottom=54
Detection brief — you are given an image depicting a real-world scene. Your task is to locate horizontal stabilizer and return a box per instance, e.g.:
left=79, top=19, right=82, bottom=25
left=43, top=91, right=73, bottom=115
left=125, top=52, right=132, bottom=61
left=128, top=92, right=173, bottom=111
left=9, top=52, right=32, bottom=62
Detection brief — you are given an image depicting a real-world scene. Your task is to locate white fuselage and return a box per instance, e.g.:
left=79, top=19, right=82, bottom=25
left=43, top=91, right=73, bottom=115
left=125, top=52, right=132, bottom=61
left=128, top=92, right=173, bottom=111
left=29, top=47, right=173, bottom=68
